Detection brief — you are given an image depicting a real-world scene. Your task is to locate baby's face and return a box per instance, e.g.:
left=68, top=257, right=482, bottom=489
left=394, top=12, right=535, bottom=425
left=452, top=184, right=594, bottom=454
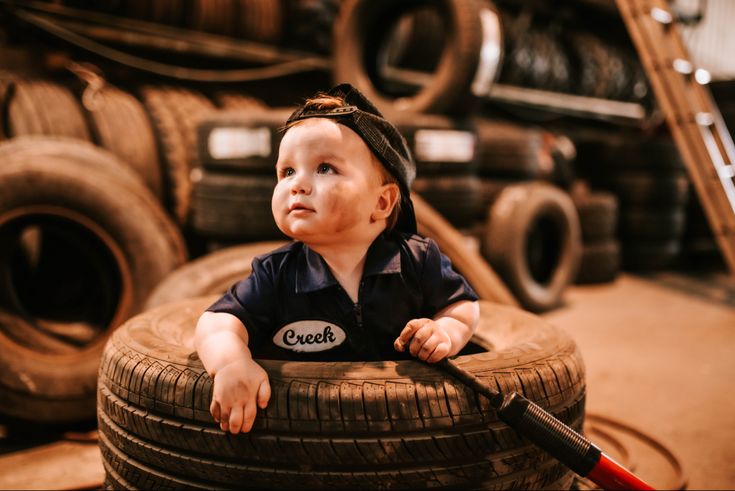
left=272, top=118, right=387, bottom=244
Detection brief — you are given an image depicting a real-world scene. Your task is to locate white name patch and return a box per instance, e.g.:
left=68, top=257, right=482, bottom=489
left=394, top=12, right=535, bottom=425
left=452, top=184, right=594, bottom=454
left=273, top=320, right=346, bottom=352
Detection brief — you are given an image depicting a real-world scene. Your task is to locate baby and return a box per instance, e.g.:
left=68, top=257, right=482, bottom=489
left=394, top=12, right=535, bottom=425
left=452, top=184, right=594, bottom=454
left=194, top=84, right=480, bottom=434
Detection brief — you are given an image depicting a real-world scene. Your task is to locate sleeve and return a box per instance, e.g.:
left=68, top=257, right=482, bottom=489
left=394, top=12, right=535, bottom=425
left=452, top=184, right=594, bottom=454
left=421, top=238, right=479, bottom=316
left=205, top=256, right=276, bottom=347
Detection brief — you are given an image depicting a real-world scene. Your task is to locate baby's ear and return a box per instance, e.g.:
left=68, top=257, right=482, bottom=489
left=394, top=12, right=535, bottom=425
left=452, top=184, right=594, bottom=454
left=372, top=183, right=400, bottom=220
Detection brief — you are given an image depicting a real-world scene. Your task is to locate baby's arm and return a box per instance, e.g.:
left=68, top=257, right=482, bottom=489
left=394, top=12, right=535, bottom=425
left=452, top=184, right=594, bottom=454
left=194, top=311, right=271, bottom=434
left=394, top=300, right=480, bottom=362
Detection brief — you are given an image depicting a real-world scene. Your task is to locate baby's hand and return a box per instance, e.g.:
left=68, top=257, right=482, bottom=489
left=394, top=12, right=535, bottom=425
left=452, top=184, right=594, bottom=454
left=394, top=318, right=452, bottom=363
left=210, top=358, right=270, bottom=434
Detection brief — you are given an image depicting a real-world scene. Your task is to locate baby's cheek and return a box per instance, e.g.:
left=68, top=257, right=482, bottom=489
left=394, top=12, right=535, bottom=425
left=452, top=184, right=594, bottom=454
left=326, top=183, right=368, bottom=232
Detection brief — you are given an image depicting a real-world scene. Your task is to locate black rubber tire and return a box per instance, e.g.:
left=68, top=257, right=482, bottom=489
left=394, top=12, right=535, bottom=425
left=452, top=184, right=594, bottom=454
left=284, top=0, right=340, bottom=54
left=574, top=240, right=621, bottom=285
left=333, top=0, right=485, bottom=115
left=412, top=175, right=483, bottom=229
left=389, top=112, right=478, bottom=176
left=0, top=75, right=12, bottom=140
left=618, top=208, right=686, bottom=241
left=477, top=178, right=518, bottom=220
left=6, top=79, right=91, bottom=142
left=144, top=241, right=288, bottom=310
left=97, top=296, right=584, bottom=490
left=140, top=86, right=216, bottom=226
left=189, top=0, right=238, bottom=37
left=602, top=173, right=690, bottom=207
left=482, top=182, right=582, bottom=313
left=572, top=190, right=618, bottom=241
left=575, top=134, right=685, bottom=173
left=238, top=0, right=284, bottom=43
left=621, top=239, right=681, bottom=271
left=212, top=92, right=268, bottom=111
left=84, top=85, right=164, bottom=201
left=197, top=108, right=292, bottom=173
left=474, top=118, right=553, bottom=179
left=191, top=170, right=286, bottom=241
left=0, top=137, right=187, bottom=423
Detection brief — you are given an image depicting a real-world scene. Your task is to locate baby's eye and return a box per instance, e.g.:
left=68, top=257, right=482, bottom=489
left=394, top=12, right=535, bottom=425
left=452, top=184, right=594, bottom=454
left=278, top=167, right=295, bottom=178
left=317, top=163, right=335, bottom=174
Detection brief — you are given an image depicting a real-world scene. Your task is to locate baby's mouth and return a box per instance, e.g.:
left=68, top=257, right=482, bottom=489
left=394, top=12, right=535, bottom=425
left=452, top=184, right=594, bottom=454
left=288, top=203, right=314, bottom=213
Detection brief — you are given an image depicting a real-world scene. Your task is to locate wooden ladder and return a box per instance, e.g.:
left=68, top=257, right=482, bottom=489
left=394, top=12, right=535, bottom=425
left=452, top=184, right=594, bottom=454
left=616, top=0, right=735, bottom=276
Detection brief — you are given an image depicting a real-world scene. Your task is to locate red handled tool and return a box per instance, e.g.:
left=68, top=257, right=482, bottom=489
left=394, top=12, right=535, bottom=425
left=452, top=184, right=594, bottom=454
left=438, top=358, right=654, bottom=490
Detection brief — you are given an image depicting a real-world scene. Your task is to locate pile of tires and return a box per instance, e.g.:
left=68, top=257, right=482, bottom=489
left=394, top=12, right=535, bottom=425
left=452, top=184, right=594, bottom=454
left=571, top=183, right=621, bottom=284
left=58, top=0, right=337, bottom=54
left=0, top=137, right=186, bottom=423
left=575, top=133, right=690, bottom=272
left=98, top=296, right=586, bottom=490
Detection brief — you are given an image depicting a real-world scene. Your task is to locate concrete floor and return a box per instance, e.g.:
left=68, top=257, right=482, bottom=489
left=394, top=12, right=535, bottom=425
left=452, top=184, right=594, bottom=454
left=543, top=272, right=735, bottom=490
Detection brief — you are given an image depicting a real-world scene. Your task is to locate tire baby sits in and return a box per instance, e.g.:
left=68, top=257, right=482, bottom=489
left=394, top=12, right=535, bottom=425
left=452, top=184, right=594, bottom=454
left=194, top=84, right=480, bottom=434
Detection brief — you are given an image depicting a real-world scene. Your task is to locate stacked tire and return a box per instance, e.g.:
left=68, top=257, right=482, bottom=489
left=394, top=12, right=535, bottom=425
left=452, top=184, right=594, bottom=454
left=191, top=107, right=293, bottom=244
left=0, top=137, right=186, bottom=423
left=98, top=297, right=586, bottom=490
left=576, top=133, right=690, bottom=272
left=392, top=113, right=482, bottom=229
left=571, top=183, right=621, bottom=284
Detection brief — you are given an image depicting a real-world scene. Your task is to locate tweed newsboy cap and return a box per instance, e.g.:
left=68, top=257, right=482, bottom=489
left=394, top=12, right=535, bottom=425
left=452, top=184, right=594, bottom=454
left=286, top=83, right=417, bottom=234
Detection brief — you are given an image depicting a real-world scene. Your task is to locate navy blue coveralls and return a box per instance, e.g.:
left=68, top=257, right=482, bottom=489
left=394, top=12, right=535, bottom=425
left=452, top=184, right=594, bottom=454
left=207, top=232, right=478, bottom=361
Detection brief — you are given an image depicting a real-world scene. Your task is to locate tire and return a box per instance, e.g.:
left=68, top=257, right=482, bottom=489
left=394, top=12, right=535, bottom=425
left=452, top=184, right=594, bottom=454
left=97, top=296, right=585, bottom=490
left=333, top=0, right=486, bottom=115
left=189, top=0, right=238, bottom=37
left=213, top=92, right=268, bottom=111
left=0, top=75, right=12, bottom=140
left=482, top=182, right=582, bottom=313
left=83, top=85, right=164, bottom=201
left=572, top=190, right=618, bottom=241
left=0, top=137, right=187, bottom=423
left=575, top=134, right=685, bottom=173
left=574, top=240, right=621, bottom=285
left=191, top=170, right=286, bottom=241
left=474, top=118, right=553, bottom=179
left=390, top=113, right=478, bottom=176
left=602, top=173, right=689, bottom=207
left=196, top=108, right=292, bottom=173
left=140, top=86, right=216, bottom=225
left=144, top=241, right=288, bottom=310
left=7, top=79, right=91, bottom=141
left=238, top=0, right=284, bottom=43
left=413, top=175, right=483, bottom=228
left=284, top=0, right=340, bottom=54
left=621, top=239, right=681, bottom=271
left=618, top=208, right=686, bottom=241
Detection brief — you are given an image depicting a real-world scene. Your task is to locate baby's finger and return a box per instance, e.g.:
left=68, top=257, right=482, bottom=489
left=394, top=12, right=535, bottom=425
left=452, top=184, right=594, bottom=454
left=228, top=405, right=244, bottom=434
left=257, top=379, right=271, bottom=409
left=210, top=400, right=221, bottom=423
left=417, top=336, right=441, bottom=361
left=219, top=411, right=230, bottom=432
left=427, top=343, right=451, bottom=363
left=395, top=319, right=429, bottom=351
left=409, top=324, right=434, bottom=357
left=241, top=402, right=258, bottom=433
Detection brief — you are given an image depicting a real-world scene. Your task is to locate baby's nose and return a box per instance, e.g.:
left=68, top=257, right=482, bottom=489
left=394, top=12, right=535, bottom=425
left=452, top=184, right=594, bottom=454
left=290, top=176, right=311, bottom=194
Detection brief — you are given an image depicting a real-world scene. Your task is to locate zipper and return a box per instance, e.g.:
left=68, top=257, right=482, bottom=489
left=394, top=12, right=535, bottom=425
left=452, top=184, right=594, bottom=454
left=354, top=280, right=365, bottom=328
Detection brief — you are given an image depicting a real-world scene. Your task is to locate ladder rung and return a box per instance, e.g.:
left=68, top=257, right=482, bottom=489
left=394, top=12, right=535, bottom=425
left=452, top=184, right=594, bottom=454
left=718, top=165, right=735, bottom=180
left=695, top=112, right=714, bottom=126
left=672, top=58, right=693, bottom=74
left=695, top=68, right=712, bottom=85
left=650, top=6, right=673, bottom=24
